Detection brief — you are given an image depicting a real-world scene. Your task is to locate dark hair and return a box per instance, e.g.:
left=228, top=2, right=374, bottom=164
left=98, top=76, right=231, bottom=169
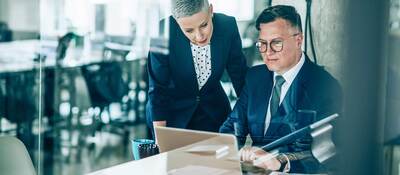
left=255, top=5, right=302, bottom=32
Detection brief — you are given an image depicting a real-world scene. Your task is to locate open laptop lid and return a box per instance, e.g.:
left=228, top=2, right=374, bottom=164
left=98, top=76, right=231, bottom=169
left=155, top=126, right=236, bottom=152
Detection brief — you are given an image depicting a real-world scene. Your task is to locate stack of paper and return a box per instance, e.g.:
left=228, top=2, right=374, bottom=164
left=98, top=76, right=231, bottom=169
left=168, top=165, right=229, bottom=175
left=185, top=145, right=229, bottom=155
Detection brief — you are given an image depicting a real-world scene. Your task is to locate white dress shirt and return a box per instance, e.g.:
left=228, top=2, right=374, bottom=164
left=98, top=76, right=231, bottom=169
left=190, top=43, right=212, bottom=90
left=264, top=53, right=305, bottom=134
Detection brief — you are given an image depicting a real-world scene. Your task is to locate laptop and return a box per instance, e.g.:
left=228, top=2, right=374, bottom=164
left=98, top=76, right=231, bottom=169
left=154, top=126, right=238, bottom=153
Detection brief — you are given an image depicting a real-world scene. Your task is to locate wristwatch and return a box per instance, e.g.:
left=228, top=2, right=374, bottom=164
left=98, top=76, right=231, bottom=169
left=276, top=153, right=288, bottom=172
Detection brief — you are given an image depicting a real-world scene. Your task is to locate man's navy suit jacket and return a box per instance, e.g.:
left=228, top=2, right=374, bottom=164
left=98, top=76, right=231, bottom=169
left=146, top=13, right=248, bottom=131
left=220, top=55, right=342, bottom=173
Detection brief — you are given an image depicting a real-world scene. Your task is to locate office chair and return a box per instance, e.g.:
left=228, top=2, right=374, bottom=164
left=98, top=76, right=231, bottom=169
left=0, top=21, right=12, bottom=42
left=1, top=71, right=37, bottom=148
left=0, top=136, right=36, bottom=175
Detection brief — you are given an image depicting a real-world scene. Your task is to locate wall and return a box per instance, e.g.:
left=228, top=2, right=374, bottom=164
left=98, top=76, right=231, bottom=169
left=272, top=0, right=347, bottom=81
left=7, top=0, right=39, bottom=31
left=0, top=0, right=39, bottom=32
left=0, top=0, right=9, bottom=22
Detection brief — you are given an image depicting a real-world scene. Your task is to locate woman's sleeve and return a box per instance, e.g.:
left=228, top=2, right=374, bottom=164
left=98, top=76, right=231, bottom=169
left=226, top=18, right=249, bottom=96
left=147, top=51, right=173, bottom=121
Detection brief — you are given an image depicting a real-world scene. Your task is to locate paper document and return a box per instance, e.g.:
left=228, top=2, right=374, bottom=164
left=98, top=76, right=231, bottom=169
left=225, top=155, right=240, bottom=162
left=168, top=165, right=229, bottom=175
left=185, top=145, right=229, bottom=155
left=270, top=173, right=326, bottom=175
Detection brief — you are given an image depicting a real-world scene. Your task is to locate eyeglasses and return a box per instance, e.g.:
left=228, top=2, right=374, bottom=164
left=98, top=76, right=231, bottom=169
left=255, top=33, right=300, bottom=53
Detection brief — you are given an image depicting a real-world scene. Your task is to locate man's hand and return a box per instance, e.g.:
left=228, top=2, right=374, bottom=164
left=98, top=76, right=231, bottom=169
left=239, top=146, right=262, bottom=162
left=239, top=146, right=281, bottom=171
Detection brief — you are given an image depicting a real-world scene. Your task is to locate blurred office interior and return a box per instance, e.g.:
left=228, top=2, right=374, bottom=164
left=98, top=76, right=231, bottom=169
left=0, top=0, right=399, bottom=174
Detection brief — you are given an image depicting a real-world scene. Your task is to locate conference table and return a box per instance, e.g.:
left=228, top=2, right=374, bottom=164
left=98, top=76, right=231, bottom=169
left=85, top=133, right=323, bottom=175
left=86, top=135, right=243, bottom=175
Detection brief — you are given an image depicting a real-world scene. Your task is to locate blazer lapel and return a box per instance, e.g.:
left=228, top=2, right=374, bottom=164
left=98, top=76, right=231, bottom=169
left=255, top=68, right=273, bottom=137
left=200, top=16, right=226, bottom=91
left=295, top=55, right=314, bottom=110
left=171, top=21, right=199, bottom=92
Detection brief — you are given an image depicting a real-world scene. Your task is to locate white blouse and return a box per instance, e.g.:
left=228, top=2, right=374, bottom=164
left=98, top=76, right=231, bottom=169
left=190, top=43, right=212, bottom=90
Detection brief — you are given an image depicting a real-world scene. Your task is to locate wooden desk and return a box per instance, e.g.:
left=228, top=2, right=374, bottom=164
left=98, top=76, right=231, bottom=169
left=86, top=136, right=242, bottom=175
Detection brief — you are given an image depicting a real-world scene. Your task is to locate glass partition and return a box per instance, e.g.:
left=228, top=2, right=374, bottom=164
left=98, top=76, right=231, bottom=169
left=1, top=0, right=256, bottom=174
left=385, top=1, right=400, bottom=175
left=38, top=0, right=170, bottom=174
left=0, top=0, right=41, bottom=174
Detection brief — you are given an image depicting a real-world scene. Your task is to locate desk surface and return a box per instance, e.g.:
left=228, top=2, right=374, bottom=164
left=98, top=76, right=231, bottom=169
left=0, top=40, right=99, bottom=73
left=86, top=136, right=242, bottom=175
left=0, top=40, right=144, bottom=73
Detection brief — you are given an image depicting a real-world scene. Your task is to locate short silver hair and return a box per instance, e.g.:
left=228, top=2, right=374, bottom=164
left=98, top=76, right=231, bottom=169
left=171, top=0, right=209, bottom=19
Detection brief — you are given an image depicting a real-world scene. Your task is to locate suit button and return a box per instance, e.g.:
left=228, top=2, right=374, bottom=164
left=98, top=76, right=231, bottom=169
left=196, top=96, right=200, bottom=102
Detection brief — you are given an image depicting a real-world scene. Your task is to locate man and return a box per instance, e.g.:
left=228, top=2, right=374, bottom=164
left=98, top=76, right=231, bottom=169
left=219, top=5, right=342, bottom=173
left=147, top=0, right=248, bottom=134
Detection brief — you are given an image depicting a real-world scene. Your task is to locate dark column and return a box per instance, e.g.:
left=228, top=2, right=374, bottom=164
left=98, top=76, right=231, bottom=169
left=339, top=0, right=388, bottom=174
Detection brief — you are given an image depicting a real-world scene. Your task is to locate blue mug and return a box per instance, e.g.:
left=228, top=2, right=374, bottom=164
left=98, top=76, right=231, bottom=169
left=131, top=139, right=159, bottom=160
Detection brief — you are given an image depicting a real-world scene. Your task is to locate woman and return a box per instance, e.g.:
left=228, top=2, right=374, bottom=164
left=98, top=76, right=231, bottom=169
left=146, top=0, right=248, bottom=133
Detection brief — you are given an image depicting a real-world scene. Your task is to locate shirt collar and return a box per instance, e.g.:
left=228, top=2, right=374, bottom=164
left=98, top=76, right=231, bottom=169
left=190, top=43, right=210, bottom=49
left=274, top=52, right=305, bottom=85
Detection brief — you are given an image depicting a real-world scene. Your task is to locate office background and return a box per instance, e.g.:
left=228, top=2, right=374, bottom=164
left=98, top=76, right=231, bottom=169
left=0, top=0, right=399, bottom=174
